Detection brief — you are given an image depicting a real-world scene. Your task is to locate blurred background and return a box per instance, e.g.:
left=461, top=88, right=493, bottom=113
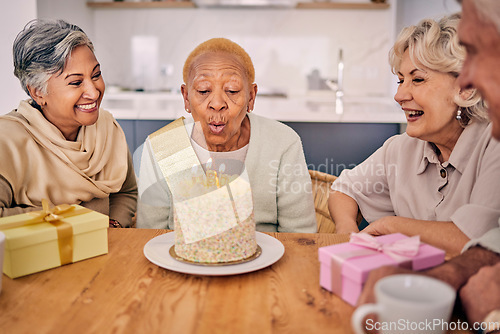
left=1, top=0, right=461, bottom=172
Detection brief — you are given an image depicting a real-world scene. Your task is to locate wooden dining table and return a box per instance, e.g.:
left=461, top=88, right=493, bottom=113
left=0, top=229, right=471, bottom=334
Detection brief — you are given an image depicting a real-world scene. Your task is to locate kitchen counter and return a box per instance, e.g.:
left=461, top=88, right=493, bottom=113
left=101, top=91, right=406, bottom=124
left=107, top=91, right=404, bottom=171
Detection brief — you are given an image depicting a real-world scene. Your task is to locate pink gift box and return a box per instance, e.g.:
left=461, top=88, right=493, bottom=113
left=319, top=233, right=445, bottom=306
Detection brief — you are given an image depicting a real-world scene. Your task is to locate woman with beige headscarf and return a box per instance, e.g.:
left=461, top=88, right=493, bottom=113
left=0, top=19, right=137, bottom=227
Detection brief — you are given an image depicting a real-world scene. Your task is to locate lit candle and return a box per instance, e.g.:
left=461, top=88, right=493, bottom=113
left=214, top=171, right=220, bottom=188
left=218, top=163, right=226, bottom=186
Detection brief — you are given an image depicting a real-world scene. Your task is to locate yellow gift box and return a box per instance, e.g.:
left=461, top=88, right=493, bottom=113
left=0, top=201, right=108, bottom=278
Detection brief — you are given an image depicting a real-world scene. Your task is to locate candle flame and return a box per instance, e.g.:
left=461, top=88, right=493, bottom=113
left=214, top=171, right=220, bottom=188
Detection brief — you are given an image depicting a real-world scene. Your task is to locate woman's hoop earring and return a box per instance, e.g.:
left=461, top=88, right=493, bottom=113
left=456, top=109, right=462, bottom=121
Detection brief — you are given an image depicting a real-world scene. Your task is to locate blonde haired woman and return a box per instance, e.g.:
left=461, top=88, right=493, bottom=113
left=329, top=14, right=500, bottom=256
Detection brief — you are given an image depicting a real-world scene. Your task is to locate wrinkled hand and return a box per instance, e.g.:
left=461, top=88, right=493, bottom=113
left=335, top=225, right=360, bottom=235
left=360, top=216, right=394, bottom=236
left=459, top=262, right=500, bottom=325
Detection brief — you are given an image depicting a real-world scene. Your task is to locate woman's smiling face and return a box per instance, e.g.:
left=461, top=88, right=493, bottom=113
left=31, top=45, right=105, bottom=141
left=394, top=49, right=463, bottom=150
left=181, top=52, right=256, bottom=152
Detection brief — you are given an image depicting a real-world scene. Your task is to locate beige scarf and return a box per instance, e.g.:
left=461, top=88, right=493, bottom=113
left=0, top=100, right=128, bottom=207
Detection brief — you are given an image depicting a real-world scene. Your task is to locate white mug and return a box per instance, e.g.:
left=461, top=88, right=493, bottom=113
left=0, top=231, right=5, bottom=294
left=351, top=274, right=456, bottom=334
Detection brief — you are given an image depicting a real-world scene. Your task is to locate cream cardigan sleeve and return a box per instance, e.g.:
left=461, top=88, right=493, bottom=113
left=136, top=140, right=174, bottom=230
left=274, top=135, right=317, bottom=232
left=245, top=114, right=317, bottom=233
left=136, top=114, right=317, bottom=233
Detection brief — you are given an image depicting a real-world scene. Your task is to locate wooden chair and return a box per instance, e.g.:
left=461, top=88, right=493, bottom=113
left=309, top=170, right=362, bottom=233
left=309, top=170, right=338, bottom=233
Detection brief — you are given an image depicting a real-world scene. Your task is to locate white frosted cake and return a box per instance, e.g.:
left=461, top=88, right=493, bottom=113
left=174, top=213, right=257, bottom=263
left=172, top=169, right=257, bottom=264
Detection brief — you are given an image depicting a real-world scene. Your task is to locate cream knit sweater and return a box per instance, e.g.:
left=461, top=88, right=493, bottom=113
left=137, top=113, right=317, bottom=233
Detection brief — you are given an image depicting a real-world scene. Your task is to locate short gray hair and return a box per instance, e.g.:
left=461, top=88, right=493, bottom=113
left=13, top=19, right=94, bottom=98
left=389, top=13, right=487, bottom=127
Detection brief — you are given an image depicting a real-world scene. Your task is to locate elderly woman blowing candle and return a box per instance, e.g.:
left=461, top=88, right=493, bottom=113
left=328, top=14, right=500, bottom=256
left=0, top=19, right=137, bottom=227
left=136, top=38, right=316, bottom=233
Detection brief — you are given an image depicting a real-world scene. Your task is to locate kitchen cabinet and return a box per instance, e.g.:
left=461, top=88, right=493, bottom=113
left=108, top=91, right=403, bottom=172
left=116, top=118, right=399, bottom=174
left=86, top=1, right=390, bottom=10
left=117, top=119, right=171, bottom=153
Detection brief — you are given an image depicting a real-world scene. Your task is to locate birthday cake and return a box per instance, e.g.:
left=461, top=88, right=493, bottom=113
left=172, top=169, right=258, bottom=264
left=174, top=213, right=257, bottom=263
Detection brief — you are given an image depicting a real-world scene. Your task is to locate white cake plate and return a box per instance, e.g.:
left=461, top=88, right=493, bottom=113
left=143, top=231, right=285, bottom=276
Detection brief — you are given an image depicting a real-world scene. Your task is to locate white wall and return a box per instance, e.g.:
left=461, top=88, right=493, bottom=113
left=91, top=6, right=396, bottom=97
left=0, top=1, right=37, bottom=114
left=36, top=0, right=399, bottom=98
left=20, top=0, right=464, bottom=106
left=389, top=0, right=461, bottom=95
left=37, top=0, right=94, bottom=38
left=396, top=0, right=461, bottom=33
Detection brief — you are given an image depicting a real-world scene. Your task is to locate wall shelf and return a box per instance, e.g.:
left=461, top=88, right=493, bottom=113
left=87, top=1, right=389, bottom=9
left=87, top=1, right=196, bottom=8
left=296, top=2, right=389, bottom=9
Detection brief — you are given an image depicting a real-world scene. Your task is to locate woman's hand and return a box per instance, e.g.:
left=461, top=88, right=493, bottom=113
left=360, top=216, right=395, bottom=236
left=335, top=223, right=360, bottom=234
left=335, top=227, right=360, bottom=234
left=109, top=219, right=122, bottom=228
left=362, top=217, right=469, bottom=257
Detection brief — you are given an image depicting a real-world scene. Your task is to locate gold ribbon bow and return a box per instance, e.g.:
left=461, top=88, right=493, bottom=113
left=29, top=199, right=75, bottom=222
left=29, top=199, right=76, bottom=265
left=0, top=199, right=90, bottom=266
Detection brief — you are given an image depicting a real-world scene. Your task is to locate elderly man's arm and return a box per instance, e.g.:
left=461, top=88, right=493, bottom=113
left=425, top=246, right=500, bottom=289
left=459, top=262, right=500, bottom=326
left=357, top=246, right=500, bottom=306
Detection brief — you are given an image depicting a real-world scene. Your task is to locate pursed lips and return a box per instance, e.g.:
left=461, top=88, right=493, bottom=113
left=208, top=122, right=226, bottom=134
